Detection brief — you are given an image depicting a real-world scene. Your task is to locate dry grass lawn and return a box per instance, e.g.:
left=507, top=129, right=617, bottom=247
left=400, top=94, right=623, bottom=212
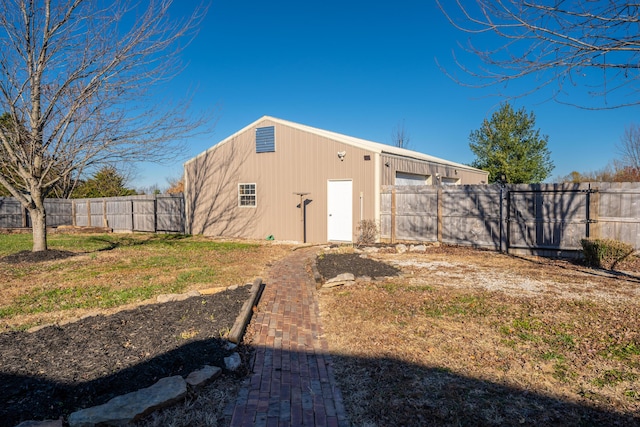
left=318, top=246, right=640, bottom=426
left=0, top=233, right=292, bottom=332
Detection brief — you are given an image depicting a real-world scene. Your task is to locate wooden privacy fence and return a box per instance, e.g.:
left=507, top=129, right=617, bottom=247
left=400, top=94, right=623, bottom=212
left=0, top=194, right=184, bottom=233
left=381, top=182, right=640, bottom=255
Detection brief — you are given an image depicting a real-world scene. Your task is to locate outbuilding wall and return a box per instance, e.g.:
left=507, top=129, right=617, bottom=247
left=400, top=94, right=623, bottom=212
left=185, top=118, right=378, bottom=243
left=381, top=154, right=488, bottom=186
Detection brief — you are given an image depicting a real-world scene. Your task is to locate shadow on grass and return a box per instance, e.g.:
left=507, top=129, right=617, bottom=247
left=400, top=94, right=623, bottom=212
left=509, top=252, right=640, bottom=285
left=87, top=233, right=192, bottom=252
left=329, top=353, right=640, bottom=426
left=0, top=234, right=195, bottom=264
left=3, top=344, right=639, bottom=426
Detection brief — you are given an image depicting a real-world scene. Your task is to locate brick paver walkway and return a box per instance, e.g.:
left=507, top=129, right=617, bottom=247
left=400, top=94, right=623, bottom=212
left=225, top=247, right=350, bottom=427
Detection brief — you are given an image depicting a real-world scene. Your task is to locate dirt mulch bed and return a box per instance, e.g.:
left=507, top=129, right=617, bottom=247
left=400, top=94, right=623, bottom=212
left=316, top=252, right=401, bottom=280
left=0, top=286, right=250, bottom=427
left=1, top=249, right=78, bottom=264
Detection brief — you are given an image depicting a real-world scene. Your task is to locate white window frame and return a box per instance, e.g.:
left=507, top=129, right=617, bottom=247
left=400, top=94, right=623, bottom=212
left=238, top=183, right=257, bottom=207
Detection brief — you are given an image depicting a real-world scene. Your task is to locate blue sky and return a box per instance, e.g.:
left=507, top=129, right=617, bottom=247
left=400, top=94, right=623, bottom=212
left=133, top=1, right=639, bottom=189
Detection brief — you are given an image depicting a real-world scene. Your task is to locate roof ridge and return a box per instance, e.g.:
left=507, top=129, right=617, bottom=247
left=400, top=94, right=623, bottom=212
left=187, top=115, right=483, bottom=173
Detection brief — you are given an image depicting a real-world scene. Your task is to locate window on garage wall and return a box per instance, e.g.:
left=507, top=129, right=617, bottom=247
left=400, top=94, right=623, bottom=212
left=238, top=183, right=256, bottom=207
left=395, top=171, right=431, bottom=186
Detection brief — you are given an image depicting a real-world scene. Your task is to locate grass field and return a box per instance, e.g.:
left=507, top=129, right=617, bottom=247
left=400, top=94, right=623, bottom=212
left=0, top=233, right=291, bottom=332
left=319, top=246, right=640, bottom=426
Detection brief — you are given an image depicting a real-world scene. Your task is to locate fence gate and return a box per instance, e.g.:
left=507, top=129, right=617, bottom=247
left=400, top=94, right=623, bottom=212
left=507, top=188, right=594, bottom=252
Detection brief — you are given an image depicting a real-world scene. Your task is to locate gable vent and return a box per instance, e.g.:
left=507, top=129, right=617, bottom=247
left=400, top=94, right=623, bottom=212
left=256, top=126, right=275, bottom=153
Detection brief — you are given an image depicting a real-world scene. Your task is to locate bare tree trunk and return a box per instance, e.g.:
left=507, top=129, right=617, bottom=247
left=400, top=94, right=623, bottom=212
left=29, top=208, right=47, bottom=252
left=27, top=195, right=47, bottom=252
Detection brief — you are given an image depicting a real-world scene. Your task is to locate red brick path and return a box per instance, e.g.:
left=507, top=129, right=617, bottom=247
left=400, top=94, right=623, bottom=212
left=225, top=247, right=350, bottom=426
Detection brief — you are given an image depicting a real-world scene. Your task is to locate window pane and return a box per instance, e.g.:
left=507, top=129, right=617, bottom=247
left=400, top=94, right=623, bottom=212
left=238, top=184, right=256, bottom=207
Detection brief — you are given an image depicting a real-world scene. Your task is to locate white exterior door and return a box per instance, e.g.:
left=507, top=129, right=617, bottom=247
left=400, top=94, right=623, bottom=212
left=327, top=180, right=353, bottom=242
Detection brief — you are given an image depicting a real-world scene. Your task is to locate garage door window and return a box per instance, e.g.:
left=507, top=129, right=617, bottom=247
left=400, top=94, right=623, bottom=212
left=395, top=172, right=430, bottom=186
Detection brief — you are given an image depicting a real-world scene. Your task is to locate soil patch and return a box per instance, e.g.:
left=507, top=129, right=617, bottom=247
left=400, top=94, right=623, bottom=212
left=316, top=253, right=401, bottom=280
left=0, top=286, right=250, bottom=427
left=1, top=249, right=78, bottom=264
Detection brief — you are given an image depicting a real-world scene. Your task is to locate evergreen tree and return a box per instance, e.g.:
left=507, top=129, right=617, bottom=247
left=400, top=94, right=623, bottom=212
left=469, top=103, right=554, bottom=183
left=71, top=167, right=137, bottom=198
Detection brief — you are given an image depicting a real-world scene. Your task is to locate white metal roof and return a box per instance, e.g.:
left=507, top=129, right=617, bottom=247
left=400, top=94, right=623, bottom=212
left=186, top=115, right=485, bottom=173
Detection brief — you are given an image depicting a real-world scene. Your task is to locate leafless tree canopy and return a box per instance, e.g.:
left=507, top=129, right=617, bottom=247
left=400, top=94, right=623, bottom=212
left=437, top=1, right=640, bottom=109
left=619, top=123, right=640, bottom=170
left=0, top=0, right=207, bottom=250
left=391, top=119, right=410, bottom=149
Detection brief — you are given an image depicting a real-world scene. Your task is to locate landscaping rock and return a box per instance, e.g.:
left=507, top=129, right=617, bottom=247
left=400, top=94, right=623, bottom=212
left=362, top=246, right=379, bottom=253
left=410, top=244, right=427, bottom=253
left=224, top=352, right=242, bottom=371
left=185, top=365, right=221, bottom=389
left=395, top=244, right=407, bottom=254
left=323, top=273, right=356, bottom=288
left=67, top=376, right=187, bottom=427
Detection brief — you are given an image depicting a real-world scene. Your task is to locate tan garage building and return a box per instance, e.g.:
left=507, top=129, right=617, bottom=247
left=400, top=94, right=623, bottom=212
left=184, top=116, right=488, bottom=243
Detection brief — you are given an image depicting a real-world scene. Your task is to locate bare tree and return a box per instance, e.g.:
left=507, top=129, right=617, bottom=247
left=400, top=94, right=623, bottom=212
left=619, top=123, right=640, bottom=170
left=391, top=119, right=410, bottom=149
left=0, top=0, right=207, bottom=251
left=166, top=175, right=185, bottom=195
left=437, top=1, right=640, bottom=109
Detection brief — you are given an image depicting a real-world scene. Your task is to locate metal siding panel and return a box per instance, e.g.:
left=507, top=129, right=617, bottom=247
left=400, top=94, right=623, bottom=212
left=381, top=155, right=488, bottom=186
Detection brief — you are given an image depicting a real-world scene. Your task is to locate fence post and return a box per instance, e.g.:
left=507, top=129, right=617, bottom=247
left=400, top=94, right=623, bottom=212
left=499, top=186, right=504, bottom=253
left=71, top=200, right=76, bottom=226
left=103, top=200, right=108, bottom=228
left=21, top=206, right=27, bottom=228
left=131, top=200, right=135, bottom=232
left=586, top=183, right=600, bottom=239
left=86, top=200, right=92, bottom=227
left=390, top=187, right=396, bottom=244
left=153, top=195, right=158, bottom=233
left=437, top=187, right=443, bottom=243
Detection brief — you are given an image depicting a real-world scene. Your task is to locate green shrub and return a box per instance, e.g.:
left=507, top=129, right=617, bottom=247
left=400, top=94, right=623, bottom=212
left=580, top=238, right=634, bottom=269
